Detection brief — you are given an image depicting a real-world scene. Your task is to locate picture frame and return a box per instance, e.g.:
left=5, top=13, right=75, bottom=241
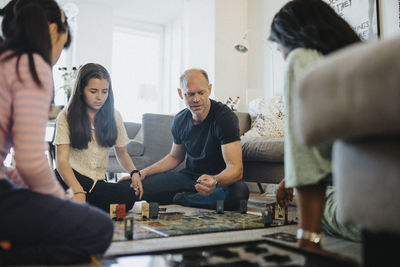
left=323, top=0, right=380, bottom=40
left=378, top=0, right=400, bottom=38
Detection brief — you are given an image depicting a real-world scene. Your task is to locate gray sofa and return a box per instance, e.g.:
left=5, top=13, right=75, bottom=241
left=108, top=112, right=284, bottom=189
left=294, top=36, right=400, bottom=265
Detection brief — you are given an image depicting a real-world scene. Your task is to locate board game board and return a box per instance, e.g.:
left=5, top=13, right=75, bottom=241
left=102, top=239, right=358, bottom=267
left=113, top=208, right=296, bottom=241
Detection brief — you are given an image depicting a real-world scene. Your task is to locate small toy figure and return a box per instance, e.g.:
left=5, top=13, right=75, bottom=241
left=109, top=204, right=118, bottom=220
left=116, top=204, right=126, bottom=221
left=142, top=202, right=150, bottom=219
left=124, top=217, right=134, bottom=240
left=216, top=200, right=224, bottom=214
left=262, top=207, right=273, bottom=227
left=149, top=202, right=159, bottom=219
left=239, top=200, right=247, bottom=214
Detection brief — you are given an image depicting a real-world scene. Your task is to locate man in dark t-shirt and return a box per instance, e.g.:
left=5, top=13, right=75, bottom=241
left=137, top=68, right=249, bottom=211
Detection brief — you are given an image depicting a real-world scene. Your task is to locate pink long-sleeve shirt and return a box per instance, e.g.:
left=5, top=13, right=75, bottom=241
left=0, top=52, right=64, bottom=198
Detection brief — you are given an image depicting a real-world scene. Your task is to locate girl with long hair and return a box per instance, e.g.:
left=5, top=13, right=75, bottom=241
left=54, top=63, right=143, bottom=212
left=269, top=0, right=362, bottom=251
left=0, top=0, right=113, bottom=265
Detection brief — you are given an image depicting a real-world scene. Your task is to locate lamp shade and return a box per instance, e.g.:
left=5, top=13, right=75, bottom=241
left=234, top=34, right=248, bottom=53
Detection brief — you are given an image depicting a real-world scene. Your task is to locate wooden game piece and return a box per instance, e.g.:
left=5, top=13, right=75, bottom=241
left=109, top=204, right=118, bottom=220
left=277, top=206, right=285, bottom=219
left=124, top=217, right=134, bottom=240
left=262, top=207, right=273, bottom=226
left=149, top=202, right=159, bottom=219
left=216, top=200, right=224, bottom=214
left=142, top=202, right=150, bottom=219
left=116, top=204, right=126, bottom=221
left=239, top=200, right=247, bottom=214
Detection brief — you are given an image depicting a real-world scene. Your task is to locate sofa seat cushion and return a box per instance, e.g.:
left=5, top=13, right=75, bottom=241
left=241, top=136, right=284, bottom=163
left=109, top=140, right=144, bottom=157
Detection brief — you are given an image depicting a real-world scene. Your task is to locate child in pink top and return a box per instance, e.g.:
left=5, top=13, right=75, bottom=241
left=0, top=0, right=113, bottom=265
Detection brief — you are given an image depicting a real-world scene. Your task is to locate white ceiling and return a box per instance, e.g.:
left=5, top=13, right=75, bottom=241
left=59, top=0, right=184, bottom=23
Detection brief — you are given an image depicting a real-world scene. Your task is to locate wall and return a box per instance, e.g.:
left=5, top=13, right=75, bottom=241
left=214, top=0, right=247, bottom=110
left=61, top=0, right=114, bottom=71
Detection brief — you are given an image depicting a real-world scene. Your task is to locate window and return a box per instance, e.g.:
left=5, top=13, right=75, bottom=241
left=111, top=26, right=163, bottom=123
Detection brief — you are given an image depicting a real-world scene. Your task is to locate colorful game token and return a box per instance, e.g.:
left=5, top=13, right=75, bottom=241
left=109, top=204, right=118, bottom=220
left=142, top=202, right=150, bottom=219
left=239, top=200, right=247, bottom=214
left=262, top=207, right=273, bottom=226
left=216, top=200, right=224, bottom=214
left=149, top=202, right=159, bottom=219
left=124, top=217, right=134, bottom=240
left=116, top=204, right=126, bottom=221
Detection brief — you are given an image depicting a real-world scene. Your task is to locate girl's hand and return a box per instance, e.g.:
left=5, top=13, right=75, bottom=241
left=130, top=174, right=143, bottom=200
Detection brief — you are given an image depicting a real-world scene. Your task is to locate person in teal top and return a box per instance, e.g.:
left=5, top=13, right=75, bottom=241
left=268, top=0, right=362, bottom=251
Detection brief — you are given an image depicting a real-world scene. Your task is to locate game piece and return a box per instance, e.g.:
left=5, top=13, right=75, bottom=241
left=262, top=207, right=273, bottom=226
left=142, top=202, right=150, bottom=219
left=149, top=202, right=159, bottom=219
left=158, top=207, right=167, bottom=212
left=124, top=217, right=133, bottom=240
left=109, top=204, right=118, bottom=220
left=116, top=204, right=126, bottom=221
left=265, top=201, right=276, bottom=219
left=216, top=200, right=224, bottom=214
left=277, top=205, right=284, bottom=219
left=239, top=200, right=247, bottom=214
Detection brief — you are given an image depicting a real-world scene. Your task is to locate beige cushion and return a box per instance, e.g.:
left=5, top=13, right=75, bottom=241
left=241, top=137, right=284, bottom=162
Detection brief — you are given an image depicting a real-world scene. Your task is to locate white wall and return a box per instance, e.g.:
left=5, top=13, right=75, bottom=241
left=214, top=0, right=247, bottom=110
left=183, top=0, right=215, bottom=84
left=71, top=1, right=113, bottom=70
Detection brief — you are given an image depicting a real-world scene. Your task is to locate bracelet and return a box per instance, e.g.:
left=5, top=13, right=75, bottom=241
left=74, top=191, right=86, bottom=195
left=130, top=169, right=141, bottom=178
left=296, top=228, right=322, bottom=244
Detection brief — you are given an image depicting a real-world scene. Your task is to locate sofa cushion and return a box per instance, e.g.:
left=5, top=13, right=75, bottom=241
left=109, top=140, right=144, bottom=157
left=241, top=136, right=284, bottom=162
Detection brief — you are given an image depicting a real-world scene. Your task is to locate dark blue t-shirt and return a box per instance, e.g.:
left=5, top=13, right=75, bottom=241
left=171, top=99, right=240, bottom=175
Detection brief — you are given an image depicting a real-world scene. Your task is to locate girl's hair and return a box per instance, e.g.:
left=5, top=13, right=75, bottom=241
left=0, top=0, right=71, bottom=85
left=268, top=0, right=361, bottom=55
left=67, top=63, right=118, bottom=149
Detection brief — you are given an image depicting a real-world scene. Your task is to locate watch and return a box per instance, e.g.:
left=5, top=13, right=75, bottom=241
left=213, top=176, right=219, bottom=187
left=130, top=169, right=141, bottom=178
left=296, top=229, right=322, bottom=244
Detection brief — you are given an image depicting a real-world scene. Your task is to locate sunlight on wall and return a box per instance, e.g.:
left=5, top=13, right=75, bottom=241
left=112, top=28, right=162, bottom=122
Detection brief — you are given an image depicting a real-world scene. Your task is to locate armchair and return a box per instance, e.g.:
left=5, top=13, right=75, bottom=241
left=294, top=36, right=400, bottom=267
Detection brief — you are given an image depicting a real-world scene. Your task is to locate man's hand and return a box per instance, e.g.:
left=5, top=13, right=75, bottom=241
left=119, top=174, right=144, bottom=200
left=195, top=174, right=217, bottom=196
left=276, top=178, right=293, bottom=208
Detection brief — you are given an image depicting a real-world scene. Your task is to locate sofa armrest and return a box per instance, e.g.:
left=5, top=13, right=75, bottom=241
left=294, top=36, right=400, bottom=146
left=234, top=112, right=251, bottom=136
